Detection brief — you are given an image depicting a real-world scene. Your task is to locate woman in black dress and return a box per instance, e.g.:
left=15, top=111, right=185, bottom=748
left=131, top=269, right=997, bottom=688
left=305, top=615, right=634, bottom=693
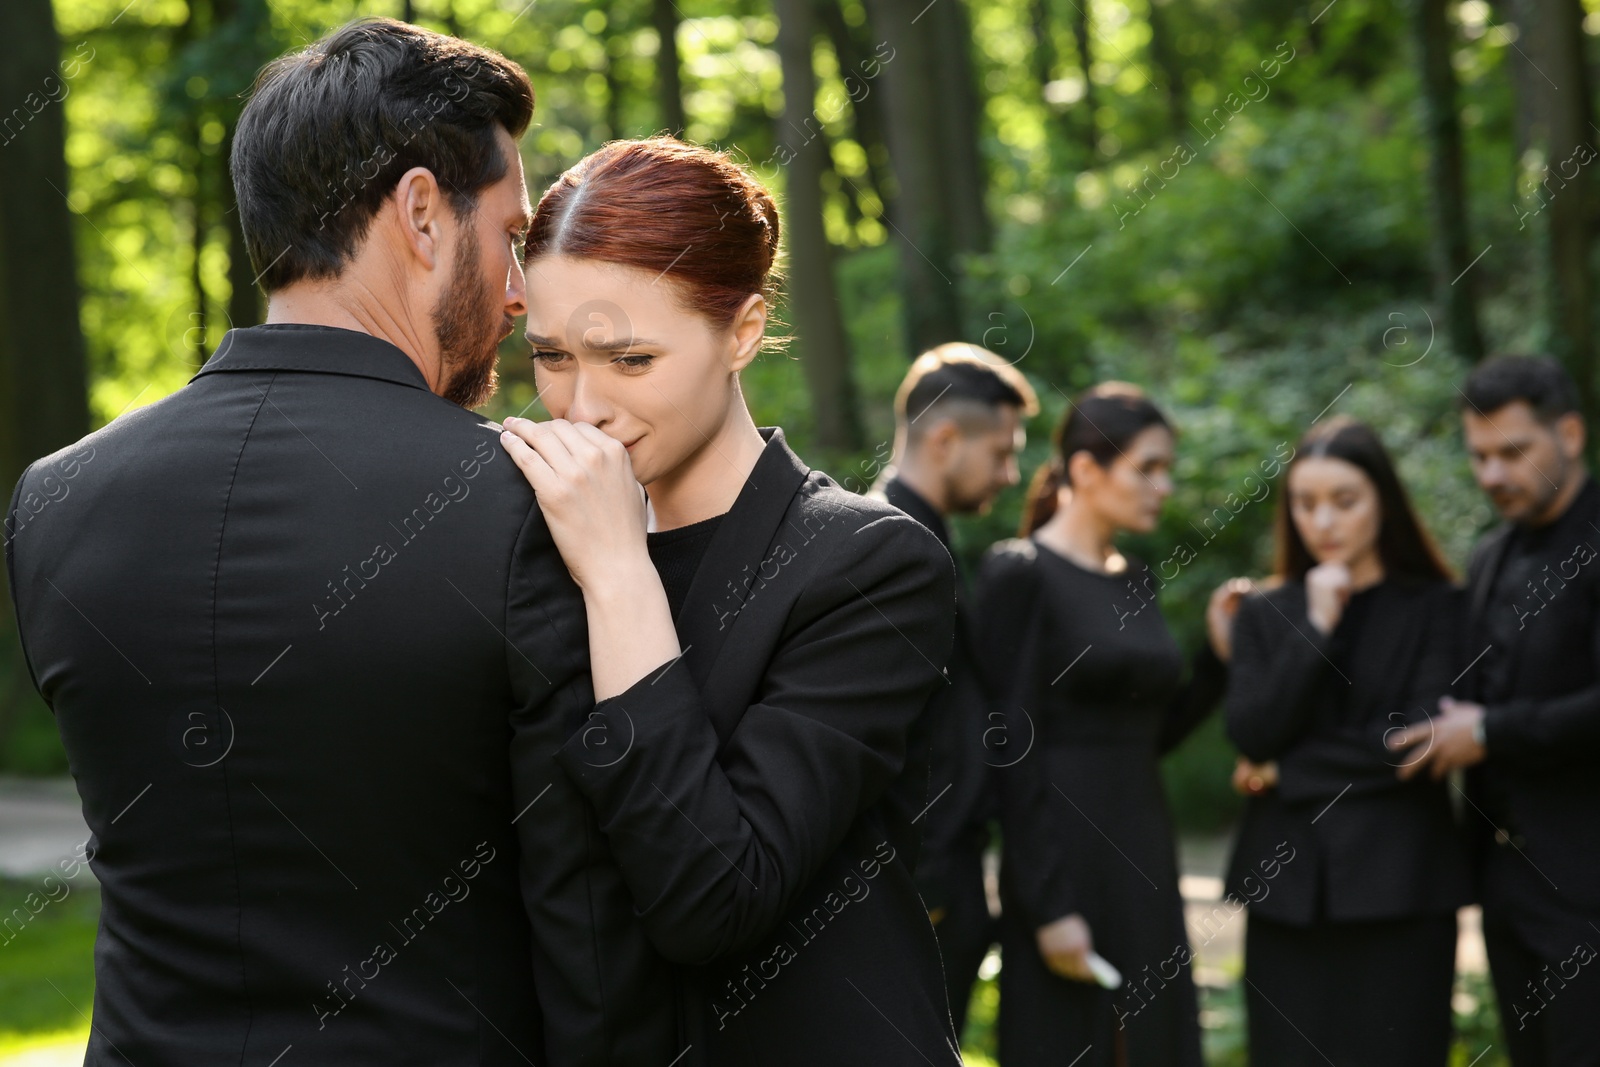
left=979, top=382, right=1236, bottom=1067
left=500, top=138, right=960, bottom=1066
left=1224, top=416, right=1470, bottom=1066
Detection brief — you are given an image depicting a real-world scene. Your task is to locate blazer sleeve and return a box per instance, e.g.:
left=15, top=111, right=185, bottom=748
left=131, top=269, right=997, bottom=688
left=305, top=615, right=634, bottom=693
left=504, top=504, right=677, bottom=1066
left=1157, top=641, right=1228, bottom=755
left=1224, top=590, right=1333, bottom=762
left=1482, top=573, right=1600, bottom=765
left=5, top=462, right=43, bottom=699
left=553, top=510, right=956, bottom=965
left=976, top=548, right=1080, bottom=929
left=1276, top=582, right=1462, bottom=802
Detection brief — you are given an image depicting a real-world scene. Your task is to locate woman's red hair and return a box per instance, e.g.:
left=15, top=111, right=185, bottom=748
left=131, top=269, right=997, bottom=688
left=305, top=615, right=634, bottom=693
left=525, top=137, right=783, bottom=333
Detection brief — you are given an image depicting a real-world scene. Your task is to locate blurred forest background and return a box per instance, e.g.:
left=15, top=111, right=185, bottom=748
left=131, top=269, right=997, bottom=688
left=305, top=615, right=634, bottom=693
left=2, top=0, right=1598, bottom=834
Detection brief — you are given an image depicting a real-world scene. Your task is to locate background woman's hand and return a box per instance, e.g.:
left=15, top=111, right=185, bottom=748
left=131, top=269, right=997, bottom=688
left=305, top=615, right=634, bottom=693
left=499, top=416, right=650, bottom=592
left=1036, top=913, right=1095, bottom=982
left=1231, top=756, right=1278, bottom=796
left=1305, top=561, right=1352, bottom=634
left=1206, top=577, right=1254, bottom=661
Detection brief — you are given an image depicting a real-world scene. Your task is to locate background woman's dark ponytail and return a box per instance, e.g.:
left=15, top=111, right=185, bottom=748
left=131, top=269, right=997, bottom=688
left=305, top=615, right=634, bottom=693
left=1019, top=382, right=1171, bottom=538
left=1019, top=458, right=1066, bottom=537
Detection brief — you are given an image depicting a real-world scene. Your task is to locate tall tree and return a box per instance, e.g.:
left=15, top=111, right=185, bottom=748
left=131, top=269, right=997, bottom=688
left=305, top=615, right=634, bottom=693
left=652, top=0, right=687, bottom=134
left=814, top=0, right=896, bottom=225
left=1412, top=0, right=1485, bottom=361
left=1070, top=0, right=1097, bottom=160
left=1145, top=0, right=1186, bottom=138
left=1515, top=0, right=1594, bottom=414
left=212, top=0, right=271, bottom=334
left=0, top=0, right=90, bottom=744
left=862, top=0, right=964, bottom=353
left=928, top=0, right=991, bottom=254
left=775, top=0, right=863, bottom=451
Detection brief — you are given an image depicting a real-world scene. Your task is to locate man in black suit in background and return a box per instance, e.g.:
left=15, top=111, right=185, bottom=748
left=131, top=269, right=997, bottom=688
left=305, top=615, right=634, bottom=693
left=871, top=343, right=1037, bottom=1036
left=5, top=20, right=670, bottom=1066
left=1393, top=355, right=1600, bottom=1066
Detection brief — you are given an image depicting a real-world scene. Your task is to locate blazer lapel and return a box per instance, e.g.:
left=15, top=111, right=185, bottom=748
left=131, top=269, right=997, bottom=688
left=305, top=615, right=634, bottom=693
left=1468, top=527, right=1513, bottom=640
left=673, top=427, right=811, bottom=691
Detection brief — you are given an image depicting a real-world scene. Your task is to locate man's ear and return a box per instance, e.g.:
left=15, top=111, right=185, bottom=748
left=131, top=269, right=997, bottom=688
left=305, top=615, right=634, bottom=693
left=1557, top=410, right=1587, bottom=462
left=393, top=167, right=446, bottom=270
left=925, top=417, right=964, bottom=465
left=728, top=293, right=768, bottom=372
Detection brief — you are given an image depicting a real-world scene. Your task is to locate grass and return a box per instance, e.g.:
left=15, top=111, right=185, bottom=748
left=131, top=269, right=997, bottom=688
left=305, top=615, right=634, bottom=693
left=0, top=875, right=1514, bottom=1066
left=0, top=878, right=97, bottom=1062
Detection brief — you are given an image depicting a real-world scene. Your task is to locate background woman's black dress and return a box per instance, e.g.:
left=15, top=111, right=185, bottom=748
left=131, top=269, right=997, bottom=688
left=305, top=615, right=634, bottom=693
left=978, top=538, right=1225, bottom=1067
left=1225, top=577, right=1470, bottom=1067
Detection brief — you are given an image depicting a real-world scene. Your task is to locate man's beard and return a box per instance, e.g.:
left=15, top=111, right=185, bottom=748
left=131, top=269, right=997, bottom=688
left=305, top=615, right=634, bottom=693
left=434, top=228, right=511, bottom=409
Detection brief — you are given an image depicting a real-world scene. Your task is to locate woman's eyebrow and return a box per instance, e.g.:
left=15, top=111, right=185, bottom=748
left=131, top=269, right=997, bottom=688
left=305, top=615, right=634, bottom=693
left=524, top=332, right=663, bottom=353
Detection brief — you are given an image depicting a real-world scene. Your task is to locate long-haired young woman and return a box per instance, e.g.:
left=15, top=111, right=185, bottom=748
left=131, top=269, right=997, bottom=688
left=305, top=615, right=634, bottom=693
left=499, top=138, right=960, bottom=1067
left=1224, top=415, right=1470, bottom=1066
left=979, top=382, right=1236, bottom=1067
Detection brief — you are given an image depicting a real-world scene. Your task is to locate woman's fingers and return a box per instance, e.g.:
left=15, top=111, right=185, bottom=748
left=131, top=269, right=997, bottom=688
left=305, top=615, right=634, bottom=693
left=505, top=417, right=624, bottom=483
left=499, top=426, right=557, bottom=494
left=571, top=420, right=630, bottom=464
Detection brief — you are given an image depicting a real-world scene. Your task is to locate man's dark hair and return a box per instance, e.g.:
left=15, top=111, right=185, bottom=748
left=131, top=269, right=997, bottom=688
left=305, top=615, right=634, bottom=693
left=1460, top=355, right=1582, bottom=424
left=232, top=18, right=535, bottom=292
left=896, top=342, right=1039, bottom=443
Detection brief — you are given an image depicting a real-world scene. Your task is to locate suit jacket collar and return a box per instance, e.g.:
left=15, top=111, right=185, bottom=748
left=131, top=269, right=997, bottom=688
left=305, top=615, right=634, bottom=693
left=674, top=426, right=812, bottom=688
left=881, top=474, right=977, bottom=658
left=882, top=475, right=951, bottom=550
left=1470, top=475, right=1600, bottom=632
left=191, top=324, right=431, bottom=392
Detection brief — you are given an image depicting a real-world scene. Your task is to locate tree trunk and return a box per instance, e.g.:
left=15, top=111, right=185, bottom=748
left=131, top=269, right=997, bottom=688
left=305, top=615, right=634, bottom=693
left=1145, top=0, right=1186, bottom=138
left=1518, top=0, right=1594, bottom=416
left=776, top=0, right=863, bottom=452
left=815, top=0, right=897, bottom=227
left=0, top=0, right=90, bottom=747
left=862, top=0, right=964, bottom=354
left=1412, top=0, right=1485, bottom=361
left=652, top=0, right=687, bottom=134
left=213, top=0, right=268, bottom=335
left=1071, top=0, right=1097, bottom=161
left=929, top=0, right=990, bottom=254
left=1031, top=0, right=1056, bottom=94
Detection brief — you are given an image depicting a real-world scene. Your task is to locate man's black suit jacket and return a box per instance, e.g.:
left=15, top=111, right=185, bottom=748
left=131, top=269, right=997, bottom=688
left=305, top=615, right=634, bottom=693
left=1460, top=475, right=1600, bottom=914
left=4, top=325, right=673, bottom=1066
left=875, top=475, right=993, bottom=915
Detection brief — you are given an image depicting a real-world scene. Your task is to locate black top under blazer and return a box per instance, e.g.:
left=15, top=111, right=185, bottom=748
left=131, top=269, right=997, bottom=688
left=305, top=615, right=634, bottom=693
left=4, top=325, right=672, bottom=1067
left=1224, top=577, right=1471, bottom=925
left=554, top=427, right=963, bottom=1067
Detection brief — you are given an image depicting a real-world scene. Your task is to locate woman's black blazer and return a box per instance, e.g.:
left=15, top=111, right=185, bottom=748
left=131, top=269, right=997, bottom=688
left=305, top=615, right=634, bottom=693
left=1223, top=578, right=1472, bottom=924
left=555, top=427, right=962, bottom=1066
